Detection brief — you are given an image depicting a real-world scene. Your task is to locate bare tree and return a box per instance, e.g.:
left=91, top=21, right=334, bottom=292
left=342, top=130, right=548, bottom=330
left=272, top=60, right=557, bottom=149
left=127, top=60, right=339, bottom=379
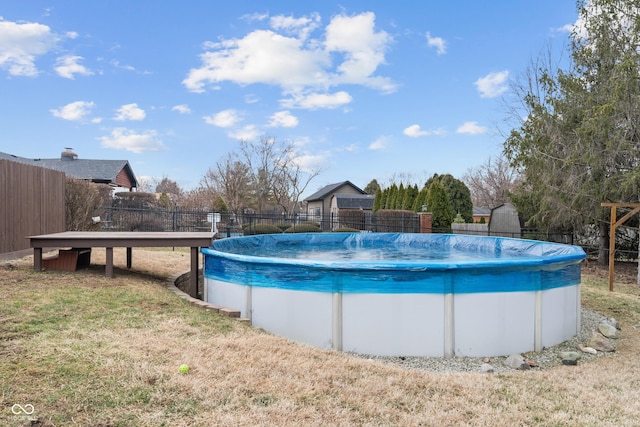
left=181, top=186, right=216, bottom=210
left=463, top=156, right=521, bottom=209
left=65, top=178, right=105, bottom=231
left=136, top=176, right=154, bottom=193
left=240, top=136, right=321, bottom=213
left=155, top=176, right=182, bottom=196
left=201, top=152, right=251, bottom=216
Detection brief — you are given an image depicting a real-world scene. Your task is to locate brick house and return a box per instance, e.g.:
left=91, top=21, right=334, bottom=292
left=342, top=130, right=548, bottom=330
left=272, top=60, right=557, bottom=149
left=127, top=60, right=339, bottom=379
left=0, top=148, right=138, bottom=191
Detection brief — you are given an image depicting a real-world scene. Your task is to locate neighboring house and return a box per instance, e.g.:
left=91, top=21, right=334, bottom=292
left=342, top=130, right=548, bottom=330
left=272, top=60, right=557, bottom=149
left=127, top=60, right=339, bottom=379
left=488, top=203, right=521, bottom=237
left=472, top=206, right=491, bottom=223
left=329, top=193, right=375, bottom=230
left=0, top=148, right=138, bottom=191
left=304, top=181, right=368, bottom=230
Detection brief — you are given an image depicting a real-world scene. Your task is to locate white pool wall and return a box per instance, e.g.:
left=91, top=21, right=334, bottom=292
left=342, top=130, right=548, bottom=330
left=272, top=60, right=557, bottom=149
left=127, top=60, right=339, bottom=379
left=202, top=233, right=585, bottom=357
left=205, top=277, right=580, bottom=357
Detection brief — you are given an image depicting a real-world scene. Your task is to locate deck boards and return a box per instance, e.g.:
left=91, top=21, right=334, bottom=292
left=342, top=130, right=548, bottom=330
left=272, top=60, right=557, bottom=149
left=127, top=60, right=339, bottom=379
left=29, top=232, right=214, bottom=298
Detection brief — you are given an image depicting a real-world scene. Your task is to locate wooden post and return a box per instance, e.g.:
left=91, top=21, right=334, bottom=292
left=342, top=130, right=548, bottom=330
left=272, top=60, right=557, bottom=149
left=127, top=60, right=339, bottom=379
left=33, top=247, right=42, bottom=272
left=190, top=246, right=199, bottom=298
left=608, top=205, right=616, bottom=292
left=601, top=203, right=640, bottom=292
left=106, top=247, right=114, bottom=278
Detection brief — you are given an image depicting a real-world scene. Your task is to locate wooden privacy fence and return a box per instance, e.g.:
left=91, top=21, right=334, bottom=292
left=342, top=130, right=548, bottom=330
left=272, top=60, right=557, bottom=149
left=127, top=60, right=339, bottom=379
left=0, top=159, right=66, bottom=256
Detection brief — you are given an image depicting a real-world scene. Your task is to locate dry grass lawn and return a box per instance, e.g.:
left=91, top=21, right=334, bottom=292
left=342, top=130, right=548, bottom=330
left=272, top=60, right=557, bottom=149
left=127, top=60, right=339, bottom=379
left=1, top=248, right=640, bottom=426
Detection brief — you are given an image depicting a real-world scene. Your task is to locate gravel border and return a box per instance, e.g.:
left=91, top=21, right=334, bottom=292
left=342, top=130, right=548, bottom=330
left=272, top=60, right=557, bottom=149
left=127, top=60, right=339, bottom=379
left=347, top=308, right=613, bottom=373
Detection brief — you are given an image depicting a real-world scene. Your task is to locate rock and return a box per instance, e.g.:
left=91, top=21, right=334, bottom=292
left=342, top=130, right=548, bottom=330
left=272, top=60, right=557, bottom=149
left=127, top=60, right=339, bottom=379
left=504, top=354, right=530, bottom=370
left=483, top=357, right=491, bottom=364
left=559, top=351, right=581, bottom=361
left=604, top=317, right=621, bottom=330
left=560, top=351, right=581, bottom=365
left=579, top=345, right=598, bottom=355
left=480, top=363, right=495, bottom=373
left=598, top=322, right=618, bottom=338
left=587, top=331, right=616, bottom=352
left=525, top=359, right=538, bottom=368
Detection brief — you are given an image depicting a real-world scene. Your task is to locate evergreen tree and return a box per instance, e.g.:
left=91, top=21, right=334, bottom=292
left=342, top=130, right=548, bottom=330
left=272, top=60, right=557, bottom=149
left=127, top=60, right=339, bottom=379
left=381, top=189, right=388, bottom=211
left=425, top=173, right=473, bottom=222
left=396, top=183, right=406, bottom=210
left=413, top=186, right=429, bottom=212
left=373, top=188, right=383, bottom=211
left=426, top=181, right=453, bottom=230
left=504, top=0, right=640, bottom=263
left=386, top=184, right=398, bottom=209
left=364, top=179, right=381, bottom=195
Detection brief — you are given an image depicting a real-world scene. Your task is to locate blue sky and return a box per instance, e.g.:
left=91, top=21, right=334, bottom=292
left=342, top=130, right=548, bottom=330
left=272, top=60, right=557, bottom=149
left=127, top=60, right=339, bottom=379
left=0, top=1, right=578, bottom=197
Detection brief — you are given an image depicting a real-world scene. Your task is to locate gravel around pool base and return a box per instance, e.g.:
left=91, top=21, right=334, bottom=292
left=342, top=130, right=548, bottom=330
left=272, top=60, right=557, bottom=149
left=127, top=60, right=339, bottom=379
left=348, top=308, right=611, bottom=373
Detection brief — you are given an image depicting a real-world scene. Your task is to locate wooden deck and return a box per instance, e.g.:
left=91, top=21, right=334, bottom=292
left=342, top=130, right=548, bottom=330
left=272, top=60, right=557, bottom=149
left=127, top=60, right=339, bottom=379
left=28, top=232, right=214, bottom=298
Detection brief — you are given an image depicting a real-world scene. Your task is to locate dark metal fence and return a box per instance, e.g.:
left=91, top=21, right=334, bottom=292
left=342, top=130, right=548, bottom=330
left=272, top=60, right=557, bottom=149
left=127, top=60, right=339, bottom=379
left=98, top=207, right=214, bottom=232
left=96, top=206, right=617, bottom=258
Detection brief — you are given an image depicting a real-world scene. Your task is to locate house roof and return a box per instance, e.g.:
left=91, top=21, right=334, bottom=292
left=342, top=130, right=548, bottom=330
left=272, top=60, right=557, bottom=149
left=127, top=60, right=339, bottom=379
left=304, top=181, right=366, bottom=202
left=0, top=150, right=138, bottom=188
left=334, top=194, right=374, bottom=210
left=473, top=206, right=491, bottom=216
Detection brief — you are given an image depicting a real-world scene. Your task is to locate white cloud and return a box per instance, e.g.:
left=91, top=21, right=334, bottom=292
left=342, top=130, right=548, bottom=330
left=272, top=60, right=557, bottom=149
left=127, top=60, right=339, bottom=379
left=54, top=55, right=92, bottom=79
left=0, top=18, right=59, bottom=76
left=456, top=121, right=488, bottom=135
left=241, top=12, right=269, bottom=23
left=475, top=70, right=509, bottom=98
left=270, top=13, right=320, bottom=40
left=184, top=30, right=327, bottom=93
left=183, top=11, right=395, bottom=95
left=554, top=23, right=574, bottom=33
left=114, top=103, right=146, bottom=121
left=244, top=94, right=260, bottom=104
left=111, top=60, right=136, bottom=71
left=369, top=135, right=390, bottom=150
left=292, top=152, right=327, bottom=172
left=324, top=12, right=395, bottom=91
left=281, top=91, right=353, bottom=110
left=99, top=128, right=165, bottom=153
left=50, top=101, right=95, bottom=121
left=268, top=110, right=298, bottom=128
left=172, top=104, right=191, bottom=114
left=203, top=109, right=241, bottom=127
left=228, top=125, right=260, bottom=141
left=403, top=124, right=446, bottom=137
left=426, top=32, right=446, bottom=55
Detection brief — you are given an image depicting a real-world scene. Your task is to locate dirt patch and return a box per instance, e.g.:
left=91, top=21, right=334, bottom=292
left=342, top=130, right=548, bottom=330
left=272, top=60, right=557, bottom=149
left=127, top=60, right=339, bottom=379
left=582, top=259, right=638, bottom=285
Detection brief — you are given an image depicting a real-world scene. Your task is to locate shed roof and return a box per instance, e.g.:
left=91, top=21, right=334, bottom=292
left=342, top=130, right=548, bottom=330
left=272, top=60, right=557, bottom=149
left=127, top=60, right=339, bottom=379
left=473, top=206, right=491, bottom=216
left=304, top=181, right=366, bottom=202
left=334, top=194, right=374, bottom=210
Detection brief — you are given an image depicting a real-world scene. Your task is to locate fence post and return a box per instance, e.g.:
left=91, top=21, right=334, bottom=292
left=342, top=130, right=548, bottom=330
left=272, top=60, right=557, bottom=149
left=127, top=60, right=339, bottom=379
left=173, top=208, right=177, bottom=232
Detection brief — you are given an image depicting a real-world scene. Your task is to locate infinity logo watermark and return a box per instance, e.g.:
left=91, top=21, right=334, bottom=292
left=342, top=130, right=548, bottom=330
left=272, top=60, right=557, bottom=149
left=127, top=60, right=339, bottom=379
left=11, top=404, right=35, bottom=415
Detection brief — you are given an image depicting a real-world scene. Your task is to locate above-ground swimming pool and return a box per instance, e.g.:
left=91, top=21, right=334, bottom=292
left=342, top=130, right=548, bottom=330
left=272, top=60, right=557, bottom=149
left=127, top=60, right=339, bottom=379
left=202, top=233, right=586, bottom=357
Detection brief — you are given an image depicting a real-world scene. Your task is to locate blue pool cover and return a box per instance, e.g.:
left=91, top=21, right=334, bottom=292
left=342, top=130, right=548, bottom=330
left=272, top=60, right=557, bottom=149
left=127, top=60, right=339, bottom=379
left=202, top=233, right=586, bottom=294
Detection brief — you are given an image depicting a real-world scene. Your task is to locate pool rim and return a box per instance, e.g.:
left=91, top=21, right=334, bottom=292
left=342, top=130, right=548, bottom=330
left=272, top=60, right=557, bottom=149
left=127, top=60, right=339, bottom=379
left=201, top=232, right=586, bottom=272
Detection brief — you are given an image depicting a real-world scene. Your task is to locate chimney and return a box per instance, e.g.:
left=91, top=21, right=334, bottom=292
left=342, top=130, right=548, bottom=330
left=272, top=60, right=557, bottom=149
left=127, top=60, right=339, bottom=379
left=61, top=147, right=78, bottom=161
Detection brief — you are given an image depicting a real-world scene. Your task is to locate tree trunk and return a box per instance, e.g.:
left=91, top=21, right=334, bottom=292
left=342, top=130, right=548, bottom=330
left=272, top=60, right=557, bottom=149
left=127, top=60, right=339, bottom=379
left=598, top=220, right=609, bottom=265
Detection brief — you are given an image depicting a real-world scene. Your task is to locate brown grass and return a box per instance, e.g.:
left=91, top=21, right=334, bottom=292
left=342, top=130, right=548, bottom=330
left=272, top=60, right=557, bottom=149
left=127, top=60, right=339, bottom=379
left=1, top=249, right=640, bottom=426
